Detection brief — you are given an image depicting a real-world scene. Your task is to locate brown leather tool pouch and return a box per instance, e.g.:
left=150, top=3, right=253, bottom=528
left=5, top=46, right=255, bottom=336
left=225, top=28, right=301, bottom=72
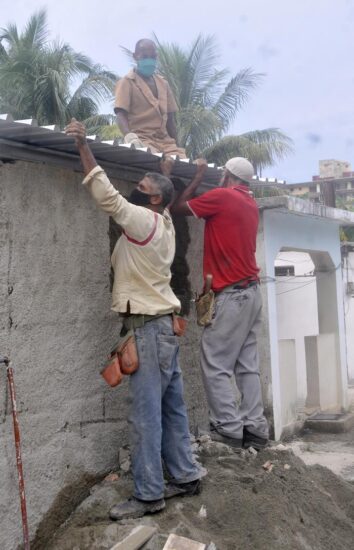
left=173, top=314, right=188, bottom=337
left=100, top=354, right=123, bottom=387
left=195, top=274, right=215, bottom=327
left=117, top=331, right=139, bottom=375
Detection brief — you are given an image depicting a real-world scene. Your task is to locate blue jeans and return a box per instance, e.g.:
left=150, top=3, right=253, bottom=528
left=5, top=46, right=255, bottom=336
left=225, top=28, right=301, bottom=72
left=128, top=315, right=201, bottom=501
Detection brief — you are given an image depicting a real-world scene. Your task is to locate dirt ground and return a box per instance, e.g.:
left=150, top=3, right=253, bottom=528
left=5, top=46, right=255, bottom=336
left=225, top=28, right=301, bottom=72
left=40, top=432, right=354, bottom=550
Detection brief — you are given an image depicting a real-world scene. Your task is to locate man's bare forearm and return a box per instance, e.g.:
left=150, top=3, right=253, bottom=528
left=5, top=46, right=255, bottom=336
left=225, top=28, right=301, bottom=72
left=179, top=173, right=204, bottom=202
left=65, top=118, right=97, bottom=175
left=115, top=110, right=130, bottom=136
left=166, top=113, right=177, bottom=140
left=170, top=171, right=205, bottom=216
left=77, top=142, right=98, bottom=175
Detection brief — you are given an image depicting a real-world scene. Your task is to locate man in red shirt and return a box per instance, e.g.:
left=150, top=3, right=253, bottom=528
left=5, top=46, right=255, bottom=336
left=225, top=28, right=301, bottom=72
left=171, top=157, right=269, bottom=449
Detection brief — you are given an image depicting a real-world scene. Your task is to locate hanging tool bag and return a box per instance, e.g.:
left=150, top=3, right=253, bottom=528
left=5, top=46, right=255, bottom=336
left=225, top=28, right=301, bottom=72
left=100, top=313, right=187, bottom=387
left=100, top=330, right=139, bottom=387
left=195, top=274, right=215, bottom=327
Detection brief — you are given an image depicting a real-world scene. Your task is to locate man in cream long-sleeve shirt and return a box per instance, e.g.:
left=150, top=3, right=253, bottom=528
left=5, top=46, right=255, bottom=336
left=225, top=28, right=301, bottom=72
left=65, top=119, right=202, bottom=521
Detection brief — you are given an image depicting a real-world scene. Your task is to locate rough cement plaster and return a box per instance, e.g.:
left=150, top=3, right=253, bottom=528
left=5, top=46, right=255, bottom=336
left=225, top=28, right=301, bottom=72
left=0, top=161, right=210, bottom=550
left=179, top=216, right=209, bottom=432
left=0, top=161, right=122, bottom=550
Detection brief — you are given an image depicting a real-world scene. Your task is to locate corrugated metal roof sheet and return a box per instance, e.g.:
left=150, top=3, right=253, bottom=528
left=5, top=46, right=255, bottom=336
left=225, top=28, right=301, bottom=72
left=0, top=115, right=223, bottom=185
left=0, top=115, right=287, bottom=187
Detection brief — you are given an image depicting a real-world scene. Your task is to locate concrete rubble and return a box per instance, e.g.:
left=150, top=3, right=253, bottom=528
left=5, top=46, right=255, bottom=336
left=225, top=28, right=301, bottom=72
left=33, top=432, right=354, bottom=550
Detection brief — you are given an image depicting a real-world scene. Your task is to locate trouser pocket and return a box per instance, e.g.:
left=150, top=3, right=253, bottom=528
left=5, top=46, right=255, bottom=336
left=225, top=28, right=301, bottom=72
left=157, top=334, right=179, bottom=372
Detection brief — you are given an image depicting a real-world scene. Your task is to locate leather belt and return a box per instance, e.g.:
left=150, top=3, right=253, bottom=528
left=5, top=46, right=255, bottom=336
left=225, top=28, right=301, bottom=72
left=217, top=280, right=259, bottom=294
left=233, top=280, right=258, bottom=290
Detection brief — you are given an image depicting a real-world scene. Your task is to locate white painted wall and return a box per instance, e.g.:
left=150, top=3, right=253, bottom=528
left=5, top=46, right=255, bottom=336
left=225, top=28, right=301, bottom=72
left=284, top=247, right=354, bottom=386
left=343, top=250, right=354, bottom=383
left=275, top=254, right=319, bottom=415
left=278, top=339, right=297, bottom=427
left=259, top=208, right=348, bottom=438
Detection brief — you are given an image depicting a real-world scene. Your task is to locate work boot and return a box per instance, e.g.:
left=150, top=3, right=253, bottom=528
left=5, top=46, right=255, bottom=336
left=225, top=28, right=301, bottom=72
left=109, top=496, right=165, bottom=520
left=210, top=429, right=243, bottom=450
left=243, top=427, right=268, bottom=450
left=164, top=478, right=201, bottom=499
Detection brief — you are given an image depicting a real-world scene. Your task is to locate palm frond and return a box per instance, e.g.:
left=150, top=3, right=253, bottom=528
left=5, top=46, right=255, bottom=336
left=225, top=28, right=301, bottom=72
left=0, top=23, right=20, bottom=48
left=33, top=68, right=69, bottom=125
left=83, top=114, right=121, bottom=139
left=188, top=35, right=220, bottom=100
left=204, top=135, right=253, bottom=166
left=83, top=113, right=113, bottom=131
left=154, top=37, right=189, bottom=106
left=0, top=41, right=7, bottom=61
left=23, top=9, right=48, bottom=48
left=240, top=128, right=294, bottom=168
left=68, top=65, right=117, bottom=106
left=204, top=129, right=293, bottom=172
left=177, top=106, right=223, bottom=158
left=120, top=45, right=134, bottom=63
left=212, top=69, right=263, bottom=132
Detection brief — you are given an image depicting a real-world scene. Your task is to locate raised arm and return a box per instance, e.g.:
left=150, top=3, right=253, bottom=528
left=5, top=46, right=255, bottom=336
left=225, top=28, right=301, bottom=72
left=65, top=118, right=126, bottom=220
left=65, top=118, right=158, bottom=244
left=65, top=118, right=97, bottom=175
left=169, top=159, right=208, bottom=216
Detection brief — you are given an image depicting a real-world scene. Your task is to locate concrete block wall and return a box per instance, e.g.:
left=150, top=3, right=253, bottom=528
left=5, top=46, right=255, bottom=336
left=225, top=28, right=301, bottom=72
left=0, top=161, right=207, bottom=550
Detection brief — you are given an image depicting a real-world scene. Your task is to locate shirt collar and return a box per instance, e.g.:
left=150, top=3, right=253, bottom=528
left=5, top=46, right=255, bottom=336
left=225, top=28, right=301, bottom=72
left=231, top=184, right=253, bottom=196
left=126, top=69, right=137, bottom=80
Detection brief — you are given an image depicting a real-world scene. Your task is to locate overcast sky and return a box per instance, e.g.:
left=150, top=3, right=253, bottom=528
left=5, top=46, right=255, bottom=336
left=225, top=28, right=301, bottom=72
left=2, top=0, right=353, bottom=182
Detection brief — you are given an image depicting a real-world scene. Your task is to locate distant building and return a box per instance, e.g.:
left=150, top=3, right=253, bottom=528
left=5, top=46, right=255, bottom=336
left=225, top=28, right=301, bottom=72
left=287, top=159, right=354, bottom=205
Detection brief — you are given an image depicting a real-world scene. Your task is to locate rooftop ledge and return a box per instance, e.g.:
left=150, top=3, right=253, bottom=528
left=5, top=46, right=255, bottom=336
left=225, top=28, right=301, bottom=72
left=257, top=195, right=354, bottom=225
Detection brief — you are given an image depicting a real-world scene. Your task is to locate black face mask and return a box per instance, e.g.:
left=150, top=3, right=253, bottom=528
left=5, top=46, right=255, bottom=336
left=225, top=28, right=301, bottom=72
left=128, top=188, right=153, bottom=206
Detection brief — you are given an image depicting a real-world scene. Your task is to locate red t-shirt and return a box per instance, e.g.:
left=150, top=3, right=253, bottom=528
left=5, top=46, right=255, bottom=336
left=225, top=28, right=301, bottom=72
left=188, top=185, right=259, bottom=291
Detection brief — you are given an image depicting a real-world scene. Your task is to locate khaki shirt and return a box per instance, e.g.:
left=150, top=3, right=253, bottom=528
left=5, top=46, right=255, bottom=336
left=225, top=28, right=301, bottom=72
left=114, top=70, right=186, bottom=157
left=83, top=166, right=181, bottom=315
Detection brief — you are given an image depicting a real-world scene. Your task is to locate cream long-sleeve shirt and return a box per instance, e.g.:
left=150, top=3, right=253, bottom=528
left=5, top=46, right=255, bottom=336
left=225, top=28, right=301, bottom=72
left=82, top=166, right=181, bottom=315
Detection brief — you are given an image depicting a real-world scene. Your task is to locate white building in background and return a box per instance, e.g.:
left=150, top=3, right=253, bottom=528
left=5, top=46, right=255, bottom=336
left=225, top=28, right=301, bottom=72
left=274, top=251, right=318, bottom=421
left=257, top=195, right=354, bottom=439
left=342, top=243, right=354, bottom=383
left=275, top=246, right=354, bottom=405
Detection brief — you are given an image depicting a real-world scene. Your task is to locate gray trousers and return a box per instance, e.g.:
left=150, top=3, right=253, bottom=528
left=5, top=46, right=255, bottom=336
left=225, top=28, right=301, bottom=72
left=200, top=284, right=269, bottom=439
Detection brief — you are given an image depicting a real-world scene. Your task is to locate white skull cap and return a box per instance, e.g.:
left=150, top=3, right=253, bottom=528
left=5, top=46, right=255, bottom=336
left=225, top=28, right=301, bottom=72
left=224, top=157, right=254, bottom=183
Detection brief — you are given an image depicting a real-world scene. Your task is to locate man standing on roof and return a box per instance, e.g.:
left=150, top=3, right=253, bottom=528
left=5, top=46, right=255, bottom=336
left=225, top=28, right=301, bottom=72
left=65, top=118, right=202, bottom=521
left=170, top=157, right=269, bottom=451
left=114, top=38, right=186, bottom=158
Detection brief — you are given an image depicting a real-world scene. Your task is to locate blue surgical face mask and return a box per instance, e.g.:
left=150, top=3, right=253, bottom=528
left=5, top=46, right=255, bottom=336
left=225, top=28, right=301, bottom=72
left=136, top=58, right=157, bottom=77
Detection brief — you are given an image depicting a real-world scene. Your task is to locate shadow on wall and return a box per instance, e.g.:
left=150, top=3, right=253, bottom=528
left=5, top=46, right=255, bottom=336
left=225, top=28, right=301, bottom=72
left=170, top=215, right=192, bottom=316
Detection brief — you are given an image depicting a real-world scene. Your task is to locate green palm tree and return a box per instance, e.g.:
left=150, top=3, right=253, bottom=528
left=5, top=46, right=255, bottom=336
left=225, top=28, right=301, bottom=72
left=204, top=130, right=293, bottom=174
left=154, top=34, right=293, bottom=170
left=0, top=9, right=118, bottom=134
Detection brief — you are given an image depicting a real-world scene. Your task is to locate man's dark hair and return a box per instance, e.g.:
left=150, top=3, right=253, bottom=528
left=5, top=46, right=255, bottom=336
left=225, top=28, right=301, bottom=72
left=145, top=172, right=174, bottom=207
